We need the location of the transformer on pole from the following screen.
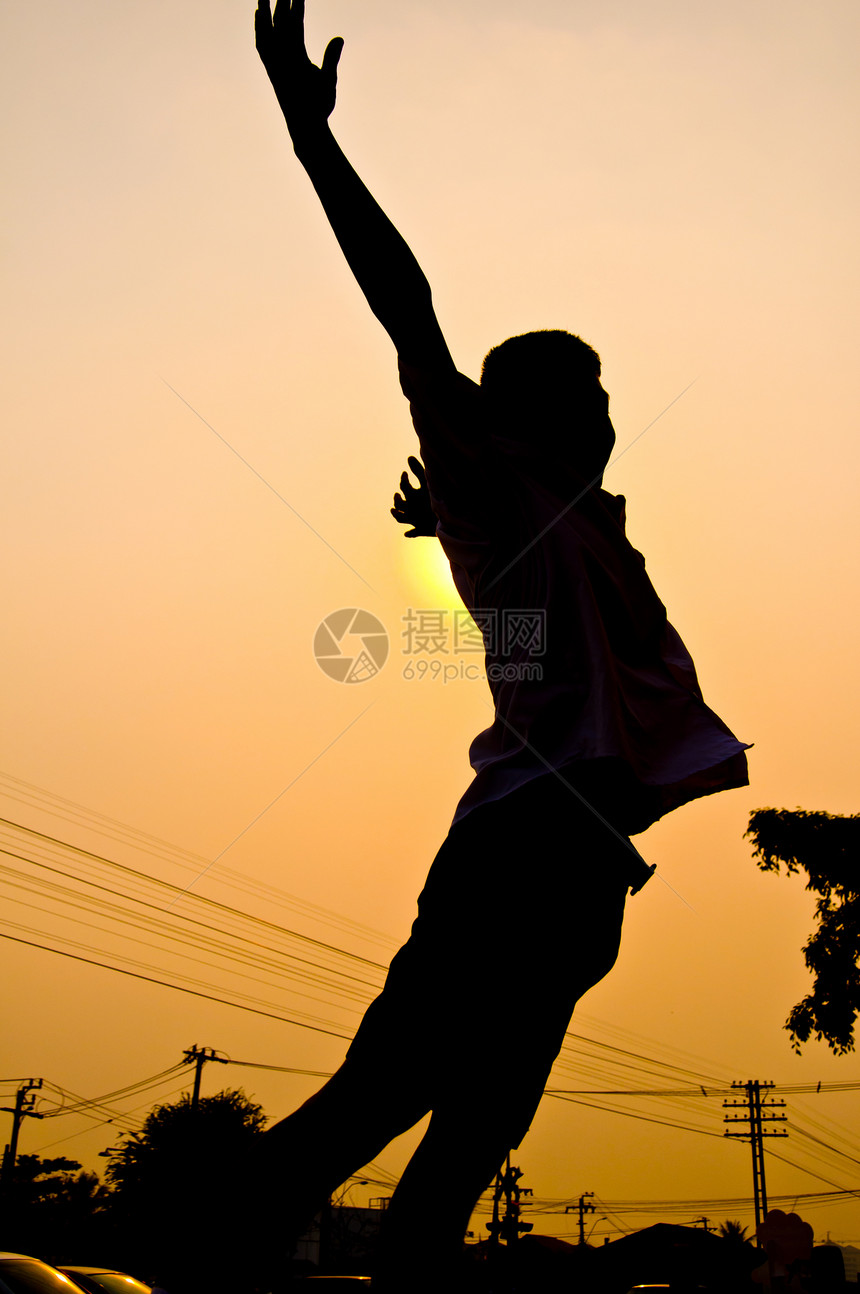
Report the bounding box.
[0,1079,44,1195]
[182,1045,228,1110]
[564,1192,596,1245]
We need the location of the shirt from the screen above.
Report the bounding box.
[399,358,750,838]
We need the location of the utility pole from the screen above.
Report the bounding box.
[486,1154,533,1246]
[488,1165,502,1247]
[182,1045,227,1110]
[565,1192,596,1245]
[0,1079,44,1191]
[693,1216,714,1232]
[723,1080,787,1231]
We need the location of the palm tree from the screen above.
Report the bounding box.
[719,1220,749,1243]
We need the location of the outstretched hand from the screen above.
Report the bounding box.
[255,0,343,135]
[391,456,438,538]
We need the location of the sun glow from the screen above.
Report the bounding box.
[399,536,463,610]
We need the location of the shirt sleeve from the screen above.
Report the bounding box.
[398,357,501,546]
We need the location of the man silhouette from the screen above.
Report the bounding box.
[253,3,749,1289]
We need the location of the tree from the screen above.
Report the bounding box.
[105,1088,267,1289]
[0,1154,110,1260]
[746,808,860,1054]
[717,1219,760,1285]
[106,1087,266,1194]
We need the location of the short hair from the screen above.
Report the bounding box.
[479,330,611,470]
[480,329,602,399]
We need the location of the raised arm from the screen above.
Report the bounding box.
[255,0,454,371]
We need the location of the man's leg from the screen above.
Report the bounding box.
[251,1027,433,1222]
[369,894,627,1294]
[243,980,437,1277]
[247,775,636,1286]
[370,1110,509,1292]
[368,776,636,1290]
[240,833,475,1277]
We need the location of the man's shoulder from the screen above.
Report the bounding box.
[397,355,481,407]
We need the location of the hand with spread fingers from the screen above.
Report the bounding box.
[391,456,438,538]
[255,0,343,137]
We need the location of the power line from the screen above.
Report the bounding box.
[3,789,851,1109]
[0,833,749,1097]
[37,1065,190,1120]
[31,1083,193,1154]
[2,810,859,1180]
[764,1143,860,1199]
[0,818,387,971]
[0,930,352,1040]
[0,877,376,1016]
[561,1028,725,1087]
[0,772,396,953]
[220,1059,334,1077]
[0,781,793,1100]
[0,819,390,1033]
[546,1082,860,1097]
[791,1125,860,1170]
[546,1090,726,1140]
[527,1188,859,1216]
[4,912,858,1163]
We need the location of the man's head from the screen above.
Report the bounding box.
[480,329,615,480]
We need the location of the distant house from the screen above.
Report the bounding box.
[295,1202,390,1272]
[822,1242,859,1282]
[588,1223,741,1288]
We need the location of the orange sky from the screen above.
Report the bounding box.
[2,0,859,1247]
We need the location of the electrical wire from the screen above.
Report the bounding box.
[0,772,397,954]
[0,878,375,1016]
[3,792,860,1212]
[0,819,388,972]
[0,929,352,1040]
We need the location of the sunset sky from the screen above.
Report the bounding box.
[2,0,859,1247]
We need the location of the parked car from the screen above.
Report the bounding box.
[293,1281,371,1289]
[0,1253,89,1294]
[57,1270,151,1294]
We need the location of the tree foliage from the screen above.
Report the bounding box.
[746,808,860,1054]
[104,1088,267,1289]
[0,1154,110,1260]
[106,1087,266,1195]
[718,1220,750,1243]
